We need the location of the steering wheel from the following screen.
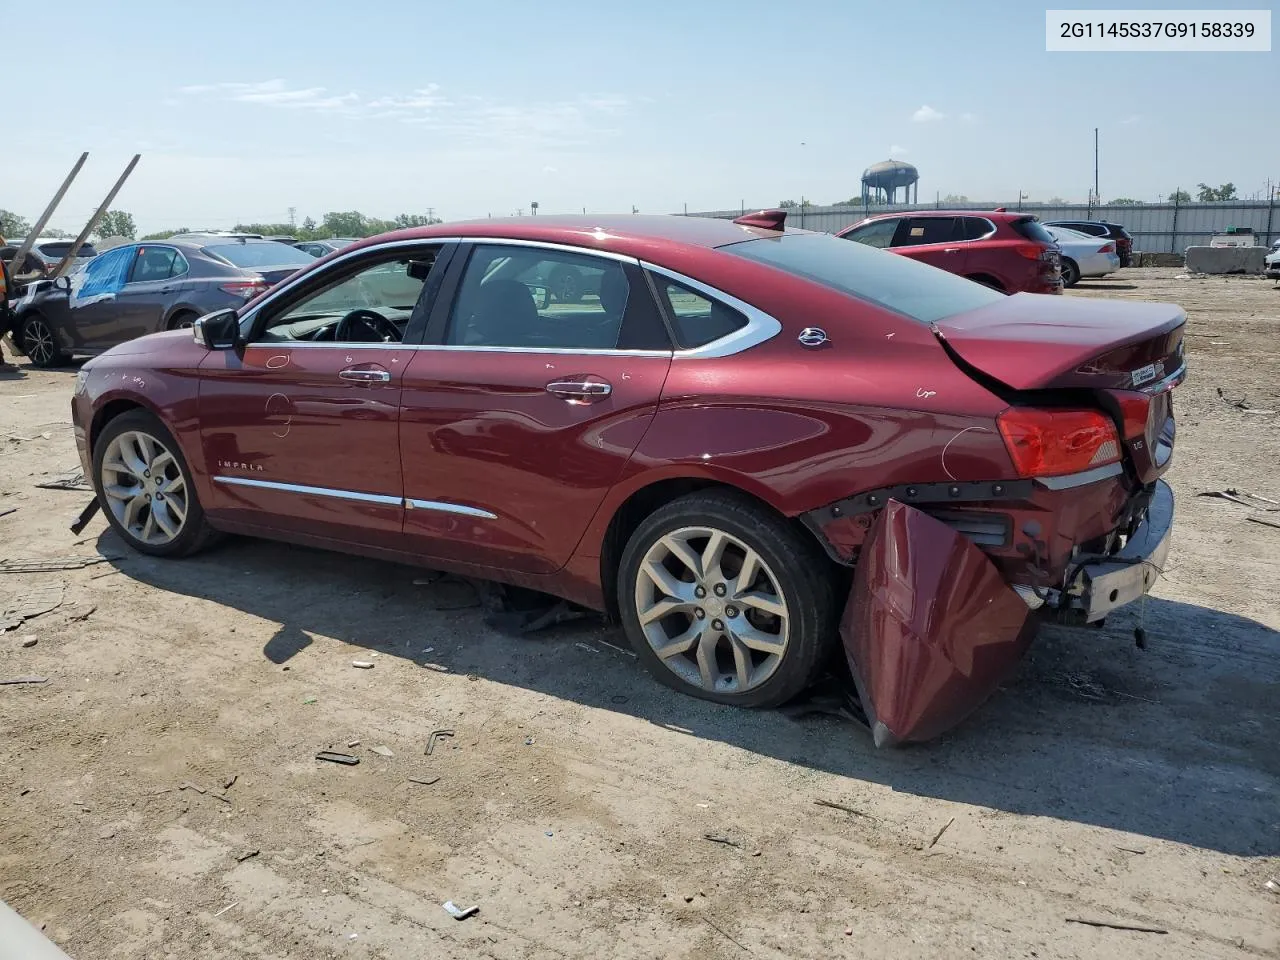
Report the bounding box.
[333,308,400,343]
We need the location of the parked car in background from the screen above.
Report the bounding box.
[1044,220,1133,266]
[295,238,358,258]
[836,210,1061,294]
[1044,225,1121,286]
[69,211,1182,746]
[1265,245,1280,280]
[10,237,315,367]
[0,238,99,281]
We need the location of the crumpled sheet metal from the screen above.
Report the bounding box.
[842,499,1033,747]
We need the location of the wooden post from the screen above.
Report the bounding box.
[8,152,88,278]
[48,154,140,279]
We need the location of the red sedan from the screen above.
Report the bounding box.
[71,211,1183,745]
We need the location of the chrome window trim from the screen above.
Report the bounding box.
[958,217,996,242]
[410,345,671,358]
[406,498,497,519]
[214,476,401,506]
[1034,461,1124,490]
[214,475,498,519]
[642,262,783,359]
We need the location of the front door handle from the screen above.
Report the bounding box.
[339,368,391,383]
[943,247,961,253]
[546,377,612,401]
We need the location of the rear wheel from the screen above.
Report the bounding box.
[618,491,836,708]
[1060,258,1080,287]
[20,313,68,367]
[92,410,218,557]
[166,310,198,331]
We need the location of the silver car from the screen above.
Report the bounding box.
[1045,226,1121,287]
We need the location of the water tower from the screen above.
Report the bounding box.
[861,160,919,205]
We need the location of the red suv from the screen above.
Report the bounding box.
[836,210,1062,294]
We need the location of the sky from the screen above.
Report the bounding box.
[4,0,1276,232]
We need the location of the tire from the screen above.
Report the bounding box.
[166,310,198,331]
[549,266,583,304]
[91,409,219,558]
[617,490,837,708]
[1060,258,1080,288]
[19,313,68,367]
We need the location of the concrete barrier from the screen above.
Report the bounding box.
[1184,246,1267,275]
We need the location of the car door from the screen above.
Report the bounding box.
[112,245,188,343]
[889,216,967,273]
[64,244,136,352]
[399,241,673,574]
[196,240,453,547]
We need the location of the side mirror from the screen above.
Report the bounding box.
[528,284,550,309]
[54,275,71,292]
[192,309,241,350]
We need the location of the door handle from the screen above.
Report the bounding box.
[546,378,612,400]
[943,247,961,253]
[339,368,391,383]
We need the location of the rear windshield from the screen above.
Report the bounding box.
[725,232,1005,325]
[37,242,97,259]
[205,241,316,268]
[1010,218,1056,244]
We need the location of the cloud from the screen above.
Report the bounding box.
[179,79,360,113]
[911,105,944,122]
[889,144,908,156]
[1120,114,1141,125]
[367,83,450,116]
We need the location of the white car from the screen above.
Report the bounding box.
[1265,246,1280,280]
[1045,226,1122,287]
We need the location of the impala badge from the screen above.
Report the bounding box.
[798,327,829,348]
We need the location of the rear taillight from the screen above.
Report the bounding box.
[1099,242,1116,254]
[1112,391,1152,440]
[997,407,1121,478]
[1014,242,1052,260]
[220,279,269,300]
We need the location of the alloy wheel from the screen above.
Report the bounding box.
[100,430,190,546]
[633,526,790,694]
[24,319,56,366]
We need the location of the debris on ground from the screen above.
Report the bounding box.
[223,775,237,790]
[928,817,956,849]
[1115,846,1146,855]
[212,902,239,918]
[346,740,361,748]
[234,849,259,863]
[1264,878,1278,894]
[369,745,393,757]
[1197,489,1280,511]
[408,776,440,786]
[315,752,359,766]
[702,917,751,952]
[813,799,880,822]
[0,505,16,519]
[2,583,65,631]
[179,781,206,794]
[351,660,374,669]
[443,900,479,921]
[20,635,37,647]
[425,729,454,755]
[0,556,112,573]
[69,497,102,535]
[597,639,637,658]
[1246,515,1280,530]
[1064,917,1167,935]
[35,471,93,492]
[703,833,741,848]
[0,676,48,685]
[66,604,96,622]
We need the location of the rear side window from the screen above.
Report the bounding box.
[128,246,179,283]
[725,233,1005,325]
[1010,218,1056,244]
[894,217,958,246]
[962,217,995,240]
[654,278,748,348]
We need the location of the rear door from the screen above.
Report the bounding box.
[889,216,967,273]
[399,241,673,573]
[112,245,188,343]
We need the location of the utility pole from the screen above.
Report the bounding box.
[287,206,297,228]
[1094,127,1100,204]
[425,206,435,220]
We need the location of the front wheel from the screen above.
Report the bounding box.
[1060,257,1080,287]
[618,491,837,708]
[92,410,218,557]
[20,313,68,367]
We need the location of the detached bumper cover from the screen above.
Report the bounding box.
[1064,480,1173,622]
[842,500,1033,747]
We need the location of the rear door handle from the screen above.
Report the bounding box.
[546,378,612,401]
[339,368,391,383]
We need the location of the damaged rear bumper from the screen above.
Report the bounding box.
[841,481,1174,747]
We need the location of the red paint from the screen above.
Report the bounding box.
[843,500,1033,745]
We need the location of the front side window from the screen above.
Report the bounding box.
[725,232,1005,325]
[842,218,898,249]
[446,246,634,350]
[256,247,440,343]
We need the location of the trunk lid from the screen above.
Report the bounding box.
[933,292,1185,392]
[256,266,306,287]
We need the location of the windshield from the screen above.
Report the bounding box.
[725,232,1005,325]
[205,242,315,268]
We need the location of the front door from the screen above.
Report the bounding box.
[113,245,188,343]
[197,241,451,547]
[890,216,968,274]
[400,242,673,573]
[65,244,136,353]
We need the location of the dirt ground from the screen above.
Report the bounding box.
[1,267,1277,959]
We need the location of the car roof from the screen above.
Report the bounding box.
[855,209,1029,223]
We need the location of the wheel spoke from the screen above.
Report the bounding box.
[660,533,703,579]
[733,550,760,597]
[119,435,148,476]
[726,633,753,689]
[638,596,695,626]
[150,450,176,474]
[700,531,728,582]
[151,502,179,539]
[141,510,158,543]
[102,457,134,479]
[735,590,787,619]
[653,622,701,661]
[121,494,144,531]
[730,621,786,656]
[136,433,158,470]
[640,557,688,601]
[103,482,137,502]
[164,494,187,525]
[695,625,721,690]
[156,473,185,496]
